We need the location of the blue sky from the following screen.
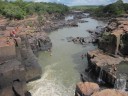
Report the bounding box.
[34,0,128,6]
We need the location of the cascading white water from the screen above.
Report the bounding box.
[114,74,127,91]
[97,68,103,83]
[28,63,75,96]
[115,35,120,55]
[27,16,106,96]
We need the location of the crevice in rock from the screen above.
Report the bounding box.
[12,86,20,96]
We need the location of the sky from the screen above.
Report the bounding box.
[34,0,128,6]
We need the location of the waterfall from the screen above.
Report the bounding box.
[114,74,127,91]
[97,68,103,83]
[115,35,120,55]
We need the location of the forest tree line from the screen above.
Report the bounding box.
[0,0,69,20]
[71,0,128,17]
[94,0,128,17]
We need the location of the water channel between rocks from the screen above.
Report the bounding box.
[27,17,106,96]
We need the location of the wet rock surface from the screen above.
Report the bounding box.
[19,34,42,82]
[41,12,89,32]
[85,17,128,92]
[66,26,105,45]
[28,32,52,54]
[66,36,92,45]
[0,16,53,95]
[0,59,27,96]
[0,12,89,96]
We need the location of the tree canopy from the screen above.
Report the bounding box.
[70,0,128,17]
[0,0,69,20]
[94,0,128,17]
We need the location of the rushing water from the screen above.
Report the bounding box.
[27,16,105,96]
[97,68,103,83]
[114,74,127,91]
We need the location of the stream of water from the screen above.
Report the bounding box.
[27,16,105,96]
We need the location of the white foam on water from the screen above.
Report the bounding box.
[27,62,75,96]
[114,74,127,91]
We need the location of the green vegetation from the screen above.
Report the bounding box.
[94,0,128,17]
[70,0,128,17]
[70,5,99,13]
[70,5,99,11]
[0,0,69,20]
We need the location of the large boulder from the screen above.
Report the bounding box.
[106,19,120,31]
[75,82,100,96]
[98,33,117,54]
[0,59,27,96]
[92,89,128,96]
[98,18,128,55]
[28,33,52,54]
[119,32,128,55]
[20,34,42,82]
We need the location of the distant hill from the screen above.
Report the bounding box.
[94,0,128,17]
[70,5,99,11]
[70,0,128,17]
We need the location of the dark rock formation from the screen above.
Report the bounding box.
[87,49,124,86]
[106,19,120,31]
[74,13,88,19]
[19,34,42,81]
[120,32,128,55]
[98,18,128,55]
[0,59,27,96]
[86,17,128,91]
[69,22,78,27]
[98,34,117,54]
[0,25,6,31]
[66,36,92,45]
[28,33,52,54]
[0,30,52,95]
[87,26,105,44]
[79,20,88,23]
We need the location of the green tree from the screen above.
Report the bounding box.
[116,0,123,4]
[0,0,69,19]
[2,4,26,19]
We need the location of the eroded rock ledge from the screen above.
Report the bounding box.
[0,23,52,96]
[87,17,128,90]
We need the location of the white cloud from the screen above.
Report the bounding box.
[32,0,128,6]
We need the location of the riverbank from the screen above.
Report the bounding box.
[27,13,106,96]
[0,11,89,96]
[1,11,128,96]
[75,16,128,96]
[0,14,54,96]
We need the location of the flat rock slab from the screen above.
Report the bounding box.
[87,49,125,67]
[75,82,100,96]
[0,59,25,87]
[92,89,128,96]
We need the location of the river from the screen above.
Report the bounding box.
[27,16,106,96]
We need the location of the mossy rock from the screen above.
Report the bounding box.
[98,33,117,54]
[119,33,128,55]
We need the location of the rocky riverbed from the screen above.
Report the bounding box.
[0,11,90,96]
[1,11,128,96]
[75,16,128,96]
[0,28,52,95]
[0,15,53,96]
